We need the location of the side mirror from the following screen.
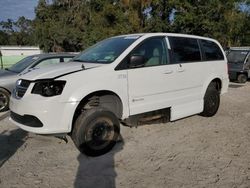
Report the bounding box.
[129,55,145,68]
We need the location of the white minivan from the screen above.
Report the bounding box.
[9,33,229,156]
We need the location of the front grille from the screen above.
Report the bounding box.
[15,80,31,98]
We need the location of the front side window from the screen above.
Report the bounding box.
[200,40,224,61]
[169,37,201,63]
[35,58,61,68]
[8,56,37,73]
[130,37,168,67]
[73,36,140,64]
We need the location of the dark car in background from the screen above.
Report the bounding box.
[227,47,250,83]
[0,53,76,112]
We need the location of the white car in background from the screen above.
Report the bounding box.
[9,33,229,156]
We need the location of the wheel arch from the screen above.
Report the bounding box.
[70,90,123,133]
[203,77,222,97]
[0,87,11,94]
[236,72,248,83]
[211,78,222,92]
[237,71,248,77]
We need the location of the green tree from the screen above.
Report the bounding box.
[0,17,34,45]
[32,0,250,51]
[171,0,250,47]
[34,0,87,52]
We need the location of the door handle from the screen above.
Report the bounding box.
[177,64,185,72]
[163,70,173,74]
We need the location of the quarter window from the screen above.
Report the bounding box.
[200,40,224,61]
[169,37,201,63]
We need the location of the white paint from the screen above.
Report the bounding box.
[9,33,229,134]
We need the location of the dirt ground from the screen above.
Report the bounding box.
[1,82,250,188]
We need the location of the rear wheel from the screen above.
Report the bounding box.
[71,108,120,156]
[200,83,220,117]
[237,74,247,83]
[0,88,10,112]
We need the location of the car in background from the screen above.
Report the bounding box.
[0,53,76,112]
[227,47,250,83]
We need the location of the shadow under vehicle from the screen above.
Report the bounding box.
[227,47,250,83]
[0,53,76,112]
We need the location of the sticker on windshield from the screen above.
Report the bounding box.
[241,52,248,55]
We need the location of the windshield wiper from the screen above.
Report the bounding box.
[72,59,85,69]
[5,68,18,73]
[73,59,86,62]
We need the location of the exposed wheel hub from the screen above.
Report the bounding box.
[86,118,114,150]
[92,123,109,140]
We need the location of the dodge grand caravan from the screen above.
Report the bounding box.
[9,33,229,156]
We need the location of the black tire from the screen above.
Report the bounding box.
[0,88,10,112]
[237,74,247,83]
[71,108,120,157]
[200,83,220,117]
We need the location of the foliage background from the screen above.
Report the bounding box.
[0,0,250,52]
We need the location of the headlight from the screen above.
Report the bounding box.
[31,80,66,97]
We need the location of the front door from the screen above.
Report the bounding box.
[127,37,178,115]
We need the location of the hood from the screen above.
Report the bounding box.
[0,69,17,77]
[0,69,19,92]
[18,62,105,81]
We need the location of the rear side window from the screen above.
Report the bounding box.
[169,37,201,63]
[200,40,224,61]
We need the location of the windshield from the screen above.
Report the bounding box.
[73,36,140,64]
[227,50,249,64]
[8,56,38,73]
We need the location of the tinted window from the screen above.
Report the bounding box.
[227,50,249,64]
[8,56,37,73]
[169,37,201,63]
[200,40,224,61]
[130,37,168,67]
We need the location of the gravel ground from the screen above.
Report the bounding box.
[0,82,250,188]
